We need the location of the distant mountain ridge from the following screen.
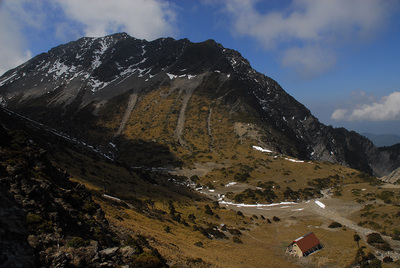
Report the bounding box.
[362,133,400,147]
[0,33,399,176]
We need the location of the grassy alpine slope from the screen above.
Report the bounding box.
[2,106,400,267]
[49,132,400,267]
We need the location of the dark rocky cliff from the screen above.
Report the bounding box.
[0,125,169,267]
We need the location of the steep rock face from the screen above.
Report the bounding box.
[380,167,400,184]
[0,189,34,268]
[0,33,398,176]
[0,125,170,267]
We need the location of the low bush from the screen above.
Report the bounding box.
[272,216,280,222]
[367,233,385,244]
[367,233,393,251]
[204,205,214,215]
[228,228,242,235]
[328,222,343,228]
[132,252,164,268]
[205,227,226,239]
[194,241,203,248]
[383,256,393,263]
[232,236,243,244]
[188,258,203,264]
[67,237,89,248]
[26,213,54,233]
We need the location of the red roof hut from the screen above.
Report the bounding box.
[286,232,323,258]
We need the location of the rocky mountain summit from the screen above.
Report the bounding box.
[0,33,398,176]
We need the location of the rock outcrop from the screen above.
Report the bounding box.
[0,125,166,267]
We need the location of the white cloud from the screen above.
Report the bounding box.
[223,0,395,78]
[281,45,336,79]
[331,92,400,121]
[0,0,42,75]
[0,0,178,75]
[55,0,178,40]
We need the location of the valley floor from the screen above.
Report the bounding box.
[195,180,400,265]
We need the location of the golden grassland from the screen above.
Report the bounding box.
[96,196,299,267]
[50,141,400,267]
[46,87,400,266]
[92,191,383,268]
[339,183,400,237]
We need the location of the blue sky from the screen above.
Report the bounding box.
[1,0,400,135]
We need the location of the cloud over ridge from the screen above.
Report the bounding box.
[0,0,177,75]
[55,0,178,39]
[223,0,395,78]
[331,92,400,121]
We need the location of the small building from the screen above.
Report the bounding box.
[286,232,323,258]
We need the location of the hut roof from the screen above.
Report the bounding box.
[290,232,321,252]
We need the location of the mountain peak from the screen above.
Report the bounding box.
[0,34,399,176]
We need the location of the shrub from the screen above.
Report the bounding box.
[82,201,97,214]
[93,227,106,244]
[369,259,382,267]
[188,258,203,264]
[190,175,200,183]
[232,236,243,244]
[26,213,53,233]
[164,226,171,233]
[26,213,42,224]
[228,228,242,235]
[204,205,214,215]
[188,213,196,223]
[272,216,280,222]
[205,227,226,239]
[132,252,164,268]
[124,235,144,254]
[194,242,203,248]
[367,233,393,251]
[67,237,89,248]
[328,222,343,228]
[356,199,365,204]
[234,172,250,182]
[383,256,393,263]
[392,235,400,241]
[367,233,385,244]
[212,201,219,209]
[205,182,215,189]
[377,191,395,204]
[234,194,244,203]
[333,188,342,196]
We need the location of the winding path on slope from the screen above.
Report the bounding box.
[200,186,400,257]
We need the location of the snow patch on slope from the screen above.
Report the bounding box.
[253,145,273,153]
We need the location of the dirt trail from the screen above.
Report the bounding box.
[115,93,138,136]
[208,188,400,257]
